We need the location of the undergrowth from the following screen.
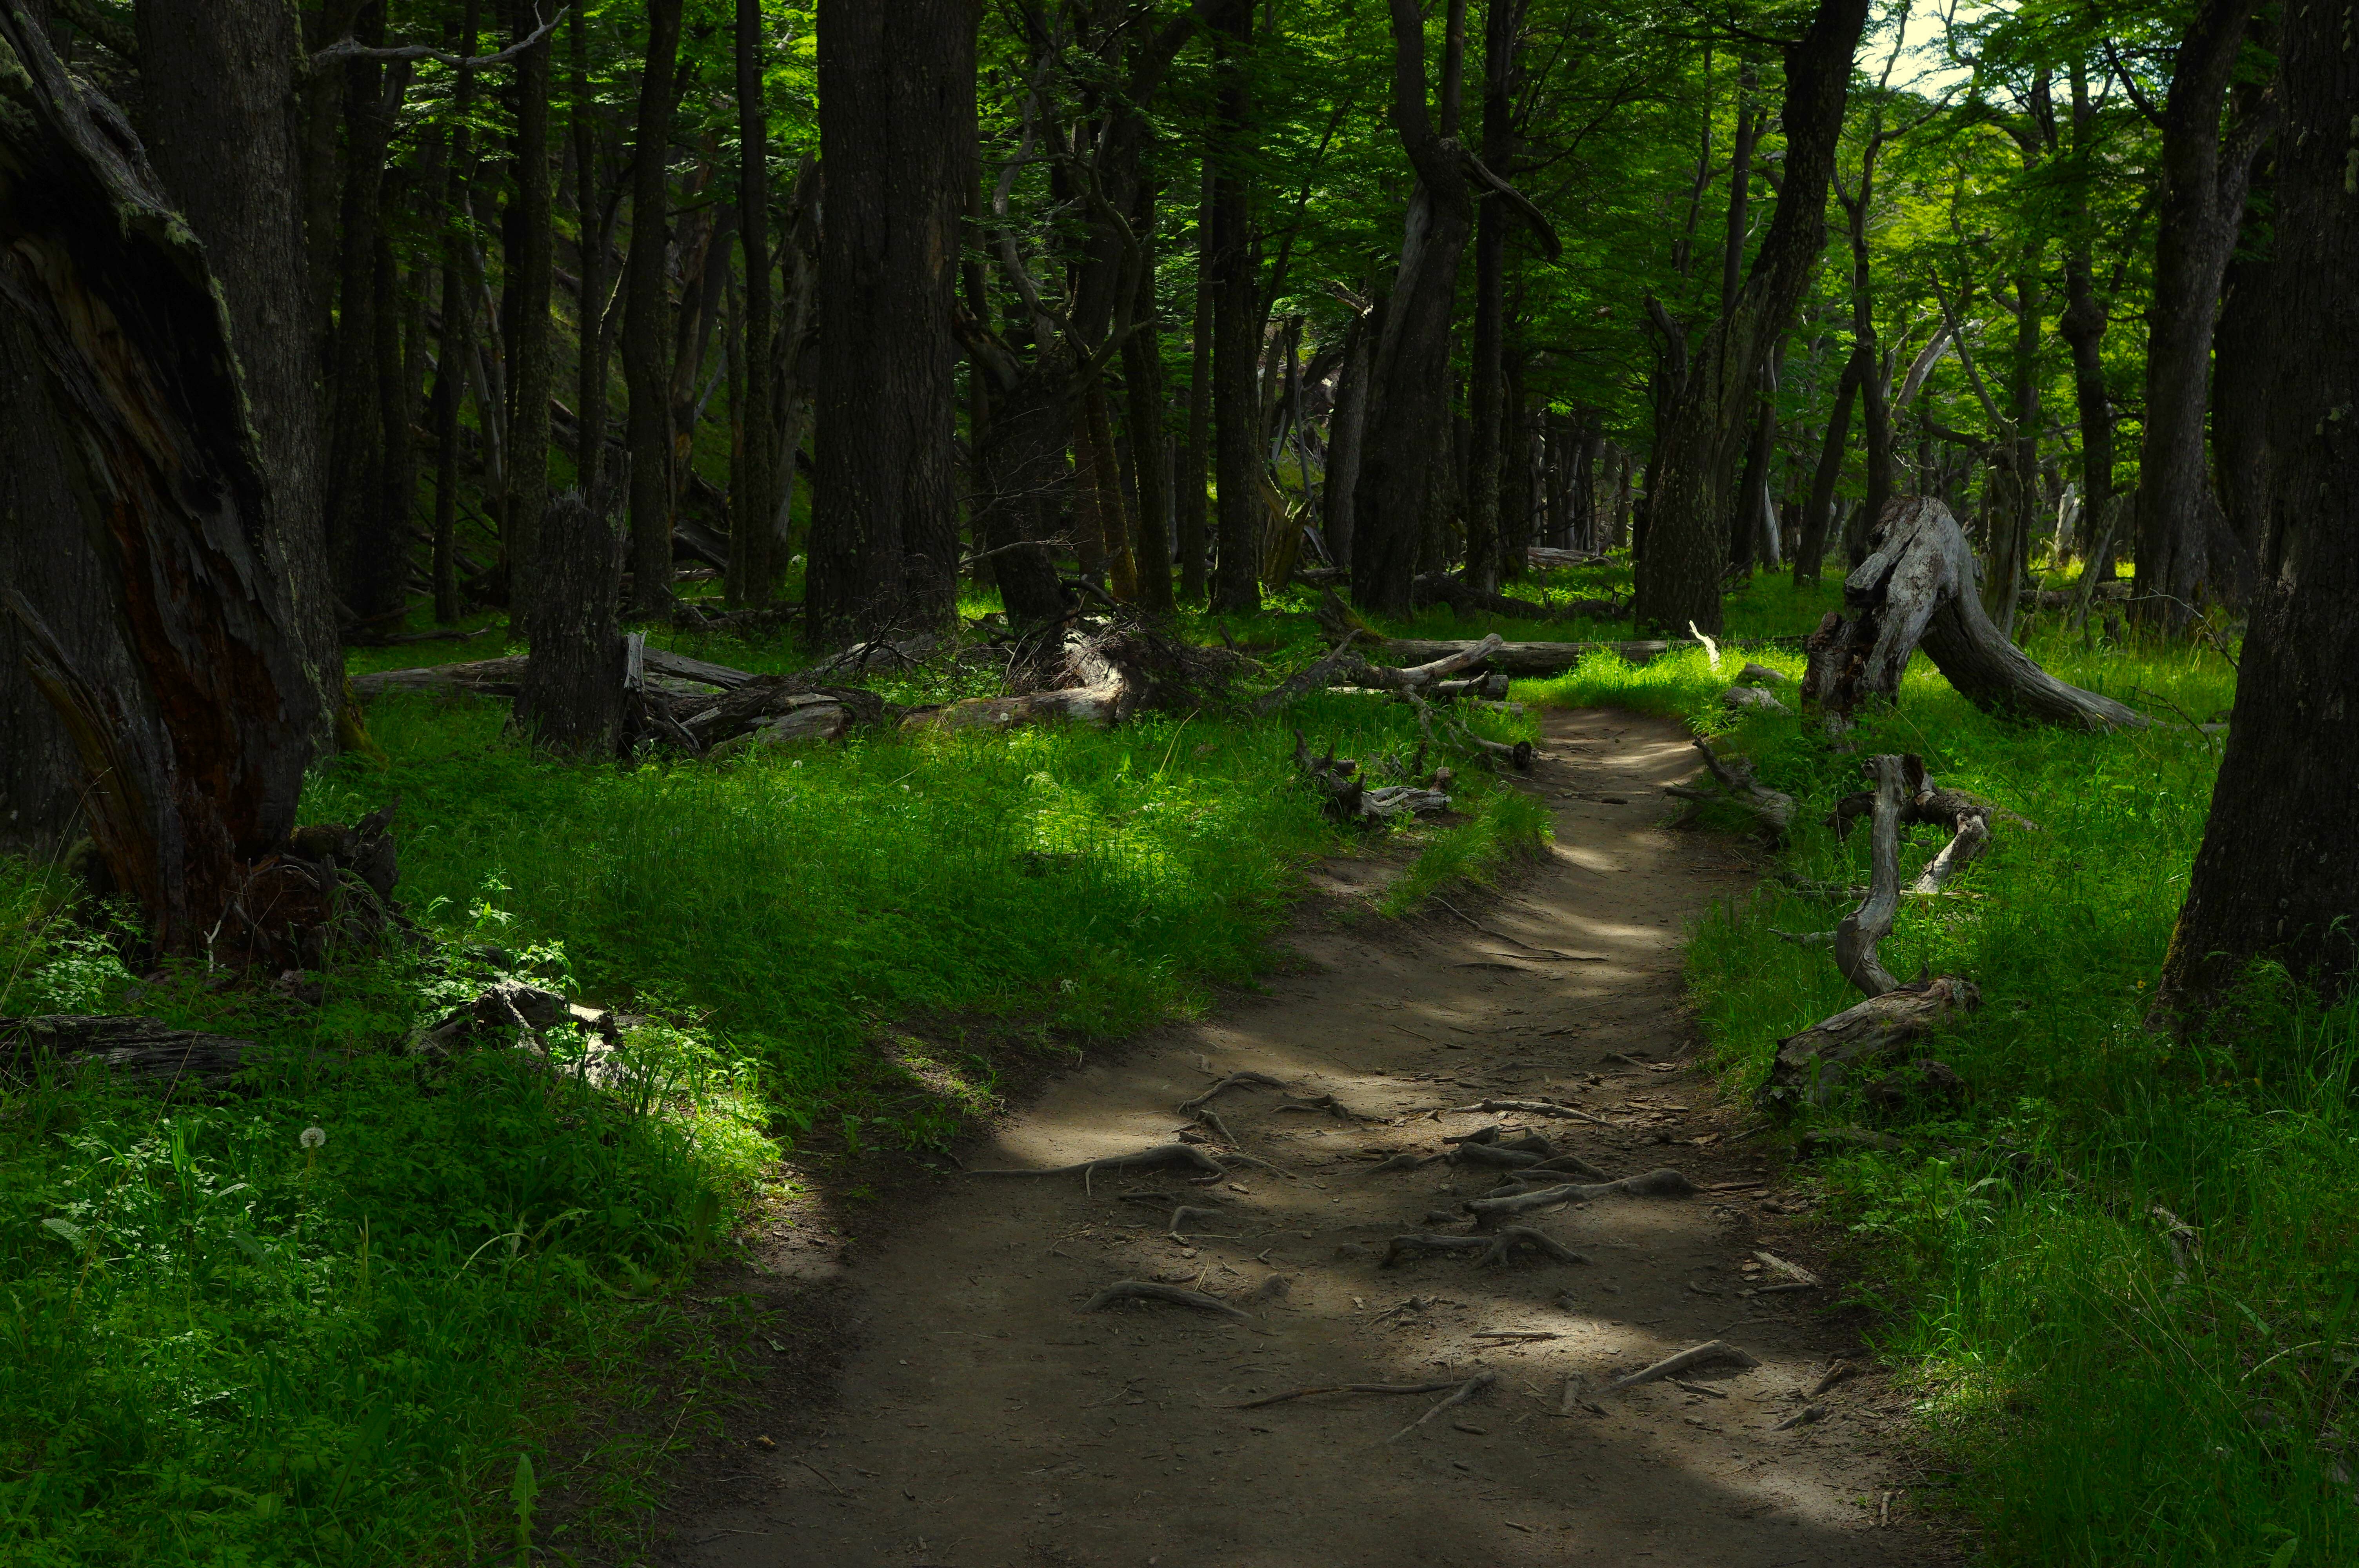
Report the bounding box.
[1539,602,2352,1565]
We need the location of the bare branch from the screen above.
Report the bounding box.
[313,5,568,70]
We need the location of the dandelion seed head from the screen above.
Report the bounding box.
[299,1126,327,1149]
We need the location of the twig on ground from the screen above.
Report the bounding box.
[1178,1071,1288,1113]
[1237,1377,1463,1410]
[1463,1168,1695,1225]
[1771,1404,1825,1432]
[1448,1097,1609,1125]
[964,1144,1226,1184]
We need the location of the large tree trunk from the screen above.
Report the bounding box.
[805,0,974,646]
[1986,263,2041,638]
[1177,158,1214,602]
[516,487,628,755]
[2131,0,2272,629]
[1462,0,1524,595]
[1207,0,1260,615]
[1803,498,2145,730]
[568,4,610,496]
[727,0,778,608]
[1795,345,1862,583]
[133,0,342,742]
[971,362,1072,625]
[1632,0,1871,633]
[324,13,405,622]
[2056,58,2115,562]
[2210,187,2270,570]
[1321,299,1372,572]
[0,11,315,949]
[2159,10,2359,1012]
[503,1,556,628]
[1352,0,1479,616]
[429,21,483,627]
[622,0,684,616]
[1121,203,1176,613]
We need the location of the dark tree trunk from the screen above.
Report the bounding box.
[1498,345,1531,575]
[2159,3,2359,1011]
[1207,0,1260,615]
[2211,183,2271,566]
[1179,159,1214,601]
[0,13,315,948]
[1796,346,1861,583]
[1986,263,2041,639]
[1121,202,1176,612]
[429,14,483,627]
[325,10,404,621]
[1632,0,1871,633]
[2057,59,2115,555]
[505,0,556,627]
[1322,298,1373,572]
[133,0,341,739]
[805,0,974,645]
[727,0,778,608]
[1719,60,1757,319]
[2132,0,2273,628]
[1730,357,1776,571]
[971,361,1072,625]
[568,4,610,495]
[1353,0,1479,616]
[1463,0,1524,595]
[622,0,684,616]
[516,487,628,755]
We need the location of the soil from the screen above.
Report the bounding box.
[653,708,1961,1567]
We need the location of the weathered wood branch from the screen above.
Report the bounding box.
[1834,755,1908,995]
[2,1014,254,1091]
[1802,496,2145,729]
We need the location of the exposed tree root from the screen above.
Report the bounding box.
[1448,1097,1608,1125]
[1081,1280,1253,1322]
[1237,1378,1465,1410]
[1388,1371,1499,1442]
[1606,1339,1761,1392]
[965,1144,1226,1184]
[1271,1093,1371,1121]
[1361,1152,1440,1174]
[1771,1404,1826,1431]
[1177,1070,1288,1114]
[1463,1167,1696,1225]
[1381,1227,1588,1269]
[1664,739,1795,838]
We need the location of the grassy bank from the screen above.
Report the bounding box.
[3,604,1568,1564]
[1534,615,2355,1564]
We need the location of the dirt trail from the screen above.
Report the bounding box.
[672,709,1952,1567]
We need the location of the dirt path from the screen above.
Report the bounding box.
[670,709,1954,1567]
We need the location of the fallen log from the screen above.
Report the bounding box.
[349,645,757,699]
[1367,635,1803,676]
[901,684,1121,735]
[1664,739,1796,838]
[2,1014,254,1091]
[1291,730,1452,823]
[1802,496,2145,730]
[1526,546,1610,569]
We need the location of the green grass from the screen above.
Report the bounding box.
[1537,610,2359,1564]
[3,619,1554,1564]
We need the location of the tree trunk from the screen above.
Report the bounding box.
[2159,1,2358,1011]
[2132,0,2271,629]
[325,10,403,621]
[726,0,777,608]
[429,19,483,626]
[1178,157,1214,602]
[2210,185,2270,569]
[1795,345,1861,583]
[1352,0,1479,616]
[516,487,628,755]
[1322,299,1372,573]
[1207,0,1260,615]
[1632,0,1871,633]
[972,362,1072,625]
[1121,212,1176,613]
[503,0,556,629]
[2057,58,2114,558]
[0,12,316,948]
[133,0,341,740]
[622,0,684,616]
[568,4,610,496]
[1986,264,2041,638]
[1498,346,1532,575]
[806,0,974,646]
[1463,0,1524,595]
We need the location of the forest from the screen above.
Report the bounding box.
[0,0,2350,1561]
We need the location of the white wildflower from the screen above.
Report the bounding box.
[299,1126,327,1150]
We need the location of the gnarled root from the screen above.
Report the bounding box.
[1381,1227,1588,1269]
[1607,1339,1761,1392]
[965,1143,1226,1183]
[1463,1167,1696,1226]
[1081,1281,1253,1322]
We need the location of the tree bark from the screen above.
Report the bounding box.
[324,8,403,621]
[2210,181,2270,568]
[568,4,610,496]
[1178,158,1214,601]
[1121,204,1176,613]
[516,487,628,755]
[133,0,341,739]
[2056,58,2115,557]
[429,8,483,627]
[727,0,777,608]
[805,0,974,645]
[622,0,684,616]
[1353,0,1479,616]
[1322,298,1373,573]
[2159,5,2359,1010]
[1631,0,1871,633]
[1207,0,1260,615]
[1795,345,1861,583]
[1986,264,2041,638]
[2132,0,2273,628]
[503,0,556,629]
[0,11,316,948]
[1463,0,1525,595]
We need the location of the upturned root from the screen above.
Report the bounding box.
[1463,1167,1696,1226]
[1606,1338,1761,1392]
[1081,1280,1253,1322]
[1178,1070,1288,1114]
[965,1143,1227,1183]
[1381,1227,1588,1269]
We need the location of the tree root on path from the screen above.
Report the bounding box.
[1449,1097,1608,1125]
[965,1144,1227,1188]
[1388,1371,1499,1442]
[1463,1167,1695,1225]
[1362,1152,1443,1174]
[1606,1339,1761,1392]
[1381,1227,1588,1268]
[1237,1378,1465,1410]
[1081,1280,1253,1322]
[1178,1070,1288,1114]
